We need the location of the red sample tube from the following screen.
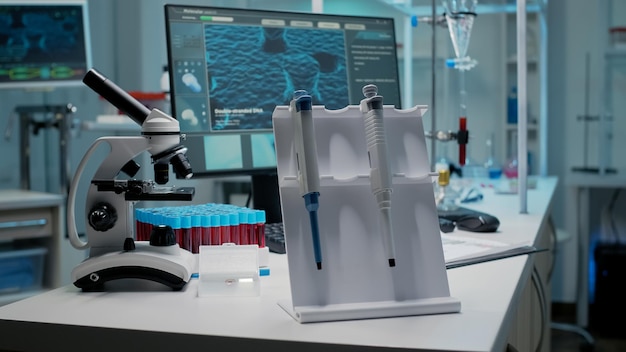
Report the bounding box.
[220,213,231,244]
[181,215,192,252]
[210,214,221,245]
[134,209,143,241]
[229,213,240,245]
[201,214,211,246]
[191,214,202,254]
[171,216,183,248]
[239,212,251,245]
[255,210,266,248]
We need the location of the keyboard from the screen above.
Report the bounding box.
[438,207,485,222]
[264,222,286,254]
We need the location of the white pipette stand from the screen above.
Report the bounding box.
[272,102,461,323]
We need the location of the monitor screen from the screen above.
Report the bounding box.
[0,0,92,90]
[165,5,402,222]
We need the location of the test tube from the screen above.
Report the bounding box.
[191,214,202,253]
[220,213,231,244]
[201,214,211,246]
[181,214,192,251]
[143,210,153,241]
[254,210,266,247]
[229,213,240,245]
[134,208,144,241]
[210,214,220,245]
[170,215,182,249]
[239,212,251,245]
[141,209,153,241]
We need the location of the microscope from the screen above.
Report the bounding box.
[67,69,195,291]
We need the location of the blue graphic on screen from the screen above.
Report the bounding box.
[204,24,349,132]
[203,134,243,170]
[0,4,89,86]
[250,133,277,168]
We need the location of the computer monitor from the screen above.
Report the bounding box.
[0,0,92,90]
[164,5,401,223]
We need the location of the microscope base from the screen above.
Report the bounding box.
[72,242,195,291]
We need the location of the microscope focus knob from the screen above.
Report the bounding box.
[88,202,118,232]
[149,225,177,247]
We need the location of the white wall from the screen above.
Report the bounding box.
[549,0,626,303]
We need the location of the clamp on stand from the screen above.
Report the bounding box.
[425,117,469,168]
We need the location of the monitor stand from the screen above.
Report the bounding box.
[251,173,282,224]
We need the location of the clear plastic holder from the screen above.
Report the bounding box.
[197,244,260,297]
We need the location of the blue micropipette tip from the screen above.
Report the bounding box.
[304,192,322,270]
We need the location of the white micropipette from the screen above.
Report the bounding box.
[290,90,322,270]
[360,84,396,267]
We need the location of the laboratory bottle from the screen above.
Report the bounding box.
[484,136,502,179]
[160,65,171,114]
[507,87,517,124]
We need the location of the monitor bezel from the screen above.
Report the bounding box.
[165,4,402,179]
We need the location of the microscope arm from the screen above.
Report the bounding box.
[67,136,148,249]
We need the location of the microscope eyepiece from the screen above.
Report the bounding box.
[83,69,150,126]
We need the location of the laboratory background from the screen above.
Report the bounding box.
[0,0,625,351]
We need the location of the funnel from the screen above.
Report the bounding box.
[442,0,477,59]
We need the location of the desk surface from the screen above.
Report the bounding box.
[0,189,64,210]
[0,177,558,352]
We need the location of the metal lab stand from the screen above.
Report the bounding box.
[12,104,76,194]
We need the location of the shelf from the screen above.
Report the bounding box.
[605,48,626,59]
[506,123,538,131]
[506,56,538,66]
[380,0,543,16]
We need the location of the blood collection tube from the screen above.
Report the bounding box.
[143,210,153,241]
[210,214,221,245]
[150,209,162,241]
[239,212,250,245]
[229,213,240,245]
[140,209,152,241]
[170,215,182,249]
[254,210,266,247]
[220,213,231,244]
[201,214,210,246]
[191,214,202,254]
[181,214,192,251]
[134,208,144,241]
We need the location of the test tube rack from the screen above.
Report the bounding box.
[272,104,461,323]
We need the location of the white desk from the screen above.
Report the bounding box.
[565,171,626,327]
[0,177,558,352]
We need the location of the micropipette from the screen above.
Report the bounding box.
[290,90,323,270]
[360,84,396,267]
